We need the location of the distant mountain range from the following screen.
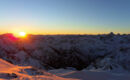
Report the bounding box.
[0,32,130,71]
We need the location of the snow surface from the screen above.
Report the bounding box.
[0,58,77,80]
[49,69,130,80]
[54,69,130,80]
[0,58,130,80]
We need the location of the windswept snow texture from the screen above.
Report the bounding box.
[49,69,130,80]
[0,58,77,80]
[0,33,130,71]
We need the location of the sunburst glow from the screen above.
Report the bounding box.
[19,32,26,37]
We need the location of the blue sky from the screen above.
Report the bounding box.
[0,0,130,34]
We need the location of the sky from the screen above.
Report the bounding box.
[0,0,130,35]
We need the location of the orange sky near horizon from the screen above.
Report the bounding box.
[0,26,129,35]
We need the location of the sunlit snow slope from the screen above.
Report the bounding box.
[0,58,77,80]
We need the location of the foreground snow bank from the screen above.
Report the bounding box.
[1,58,130,80]
[0,58,77,80]
[49,69,130,80]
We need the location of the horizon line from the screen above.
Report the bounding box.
[1,32,130,36]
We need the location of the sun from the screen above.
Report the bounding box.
[19,32,26,37]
